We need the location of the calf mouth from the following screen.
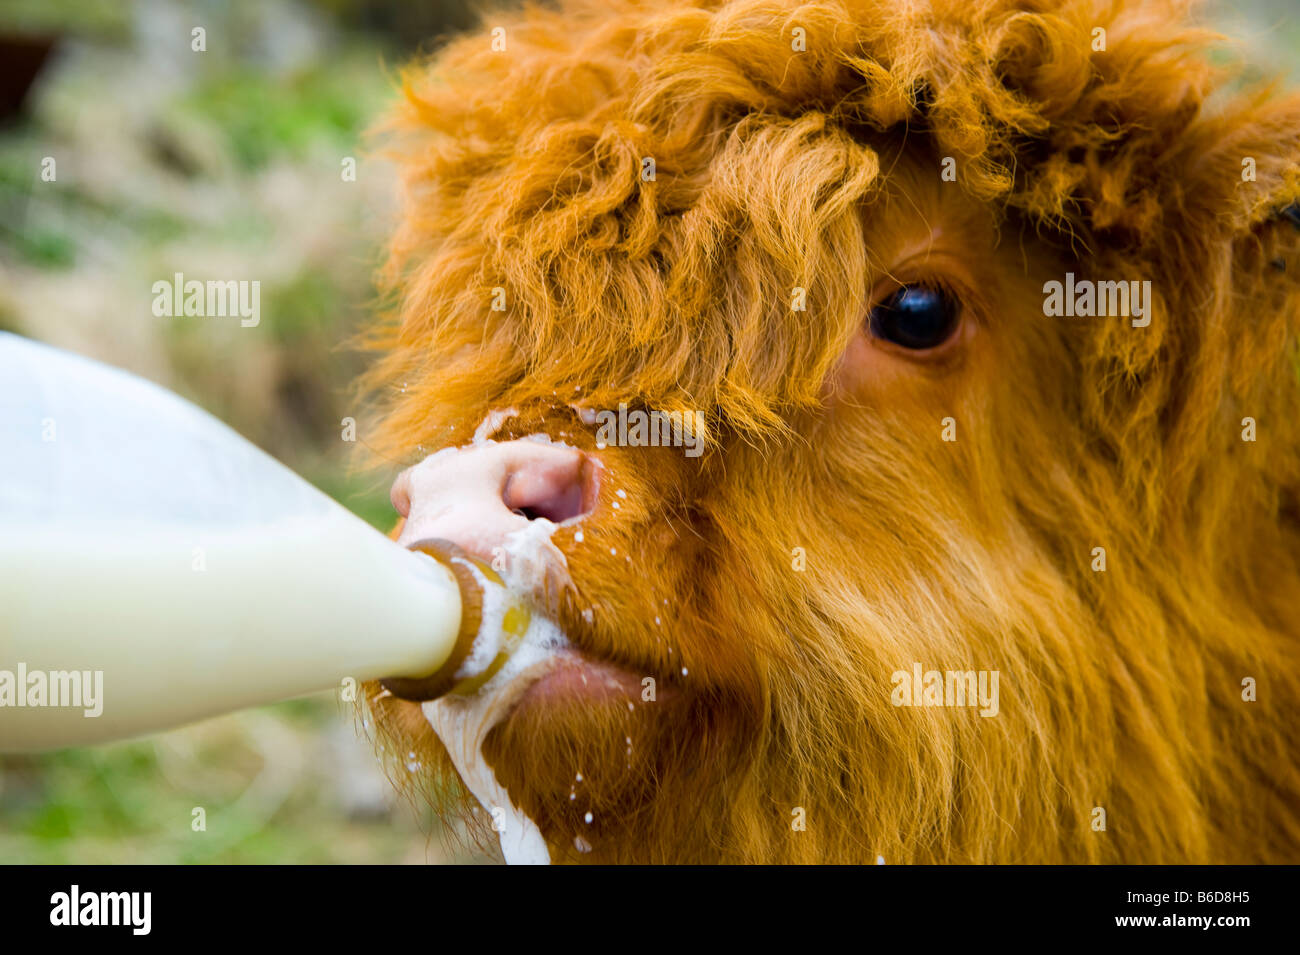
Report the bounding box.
[380,536,669,713]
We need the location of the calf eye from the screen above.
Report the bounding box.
[868,284,960,351]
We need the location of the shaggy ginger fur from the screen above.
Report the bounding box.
[360,0,1300,863]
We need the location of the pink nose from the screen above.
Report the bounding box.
[390,439,596,565]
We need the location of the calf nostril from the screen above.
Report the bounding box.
[512,485,585,523]
[503,451,596,524]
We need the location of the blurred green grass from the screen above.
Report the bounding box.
[1,697,494,864]
[0,0,483,864]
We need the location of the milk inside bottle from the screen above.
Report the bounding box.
[0,332,463,751]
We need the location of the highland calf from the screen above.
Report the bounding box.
[361,0,1300,863]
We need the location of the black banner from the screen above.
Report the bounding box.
[0,864,1279,941]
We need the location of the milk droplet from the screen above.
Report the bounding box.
[610,547,617,555]
[655,616,661,625]
[681,667,688,676]
[575,836,592,853]
[575,773,583,782]
[615,489,627,499]
[612,501,620,509]
[574,530,584,542]
[584,812,593,824]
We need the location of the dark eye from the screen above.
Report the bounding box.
[868,284,960,350]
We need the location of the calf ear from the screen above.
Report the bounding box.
[1112,92,1300,431]
[1179,92,1300,406]
[1177,91,1300,240]
[1153,92,1300,352]
[1217,95,1300,335]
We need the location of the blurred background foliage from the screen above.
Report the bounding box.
[0,0,491,864]
[0,0,1295,864]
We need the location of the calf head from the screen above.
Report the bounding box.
[360,0,1300,863]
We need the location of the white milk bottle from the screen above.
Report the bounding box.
[0,332,467,751]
